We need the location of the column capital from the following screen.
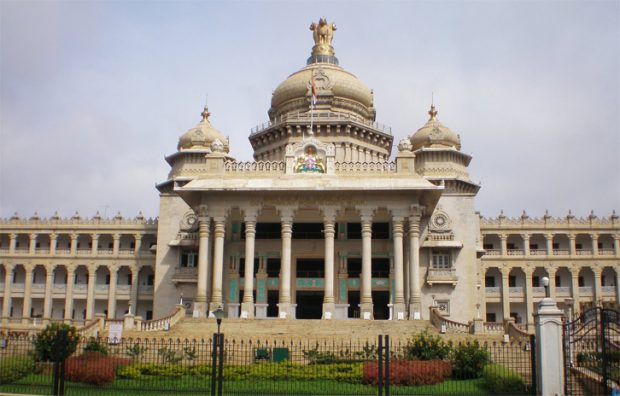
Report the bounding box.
[392,219,404,237]
[23,263,34,273]
[321,206,338,224]
[66,264,77,274]
[277,205,297,223]
[90,233,99,240]
[198,217,211,236]
[213,219,226,237]
[500,266,511,277]
[409,204,424,220]
[243,206,260,223]
[589,233,599,240]
[546,266,557,276]
[88,265,98,276]
[196,204,209,217]
[568,233,576,241]
[29,233,38,240]
[499,234,508,241]
[521,233,530,240]
[591,265,603,276]
[545,233,554,240]
[70,233,79,241]
[109,265,119,275]
[133,233,143,240]
[49,232,58,240]
[523,266,534,277]
[4,262,15,272]
[569,266,581,276]
[112,233,121,241]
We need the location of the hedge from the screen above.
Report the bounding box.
[482,364,526,394]
[0,355,36,384]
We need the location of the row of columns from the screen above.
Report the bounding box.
[193,205,424,320]
[1,263,144,323]
[3,233,146,255]
[497,265,620,325]
[496,233,620,256]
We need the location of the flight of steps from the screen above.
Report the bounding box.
[122,317,438,342]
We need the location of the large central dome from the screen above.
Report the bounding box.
[268,19,376,123]
[250,19,392,163]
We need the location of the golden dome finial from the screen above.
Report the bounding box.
[428,104,438,121]
[309,18,337,57]
[201,106,211,122]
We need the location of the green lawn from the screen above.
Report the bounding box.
[0,375,494,395]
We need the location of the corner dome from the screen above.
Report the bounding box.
[268,18,376,123]
[410,105,461,151]
[178,106,230,153]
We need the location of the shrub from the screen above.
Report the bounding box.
[451,341,491,379]
[0,355,36,384]
[482,364,526,394]
[118,363,189,379]
[34,323,80,362]
[84,339,108,356]
[404,331,452,361]
[363,360,452,386]
[65,351,129,386]
[126,344,148,360]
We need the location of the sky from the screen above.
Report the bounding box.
[1,0,619,220]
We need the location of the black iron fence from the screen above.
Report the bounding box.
[0,332,535,395]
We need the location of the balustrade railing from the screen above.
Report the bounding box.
[429,307,471,334]
[224,161,286,173]
[140,305,185,331]
[333,162,396,173]
[485,286,500,294]
[556,286,571,295]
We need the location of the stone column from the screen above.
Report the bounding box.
[21,265,33,323]
[616,270,620,308]
[408,207,422,319]
[43,265,55,322]
[391,215,406,319]
[107,266,118,319]
[209,217,226,312]
[29,234,38,254]
[547,266,557,300]
[614,235,620,257]
[570,267,581,314]
[500,234,508,256]
[569,234,576,256]
[70,233,78,255]
[8,234,17,254]
[522,234,530,257]
[241,208,258,318]
[534,298,565,396]
[278,207,295,318]
[592,266,603,305]
[322,208,337,319]
[524,267,533,329]
[64,265,75,321]
[359,210,374,319]
[500,266,511,321]
[112,234,120,255]
[129,267,139,314]
[2,263,14,323]
[345,144,352,162]
[49,233,57,255]
[194,216,210,317]
[133,233,142,255]
[86,266,96,319]
[590,233,598,256]
[90,234,99,256]
[545,233,553,256]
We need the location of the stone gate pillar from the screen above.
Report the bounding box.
[534,297,565,396]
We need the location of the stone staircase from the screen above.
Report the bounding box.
[122,317,438,342]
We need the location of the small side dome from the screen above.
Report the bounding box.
[410,105,461,151]
[178,106,230,153]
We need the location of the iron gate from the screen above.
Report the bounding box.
[563,307,620,395]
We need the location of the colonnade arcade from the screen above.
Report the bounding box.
[482,264,620,329]
[186,201,430,321]
[0,262,155,324]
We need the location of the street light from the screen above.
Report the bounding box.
[213,306,225,334]
[542,276,550,298]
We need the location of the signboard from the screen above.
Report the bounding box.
[108,323,123,344]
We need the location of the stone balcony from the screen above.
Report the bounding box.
[172,267,198,283]
[426,268,458,286]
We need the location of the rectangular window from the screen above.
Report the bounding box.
[347,258,361,278]
[296,259,324,278]
[509,275,516,287]
[552,243,559,249]
[555,275,561,287]
[238,258,260,278]
[266,258,281,278]
[253,223,281,239]
[431,251,451,269]
[372,223,390,240]
[292,223,324,240]
[532,276,540,287]
[575,243,583,250]
[180,251,198,268]
[578,276,585,287]
[507,243,516,250]
[485,276,496,287]
[483,244,494,250]
[530,244,538,250]
[347,223,361,239]
[486,313,497,322]
[372,258,389,278]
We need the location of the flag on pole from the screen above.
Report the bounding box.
[311,75,317,107]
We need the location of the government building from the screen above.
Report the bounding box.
[1,20,618,332]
